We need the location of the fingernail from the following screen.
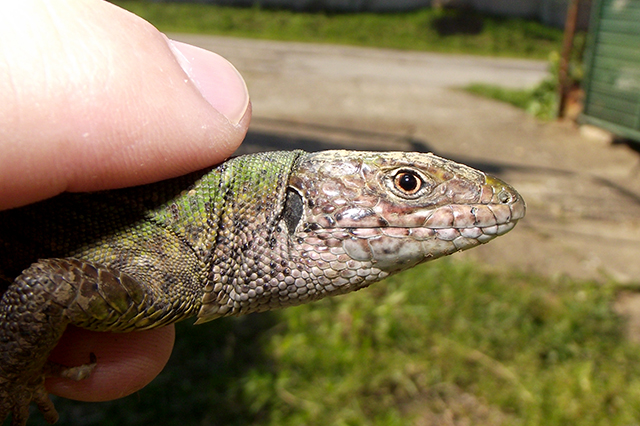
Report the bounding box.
[167,39,249,125]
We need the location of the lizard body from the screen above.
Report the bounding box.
[0,150,525,425]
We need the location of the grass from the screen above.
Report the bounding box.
[465,83,536,111]
[464,80,559,120]
[112,1,566,59]
[33,259,640,426]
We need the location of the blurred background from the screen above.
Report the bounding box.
[31,1,640,425]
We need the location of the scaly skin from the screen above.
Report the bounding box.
[0,150,525,425]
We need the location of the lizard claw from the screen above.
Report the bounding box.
[0,375,59,425]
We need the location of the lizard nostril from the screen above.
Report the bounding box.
[498,190,514,204]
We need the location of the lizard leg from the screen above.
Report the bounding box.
[0,257,185,426]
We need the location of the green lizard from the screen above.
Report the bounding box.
[0,150,525,425]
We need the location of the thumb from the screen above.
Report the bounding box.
[0,0,250,210]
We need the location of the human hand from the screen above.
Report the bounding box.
[0,0,250,403]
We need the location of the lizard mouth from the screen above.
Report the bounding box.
[303,201,524,273]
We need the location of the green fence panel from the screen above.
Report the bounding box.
[581,0,640,142]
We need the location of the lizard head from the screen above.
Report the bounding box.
[196,150,525,322]
[283,150,525,281]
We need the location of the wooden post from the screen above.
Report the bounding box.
[558,0,581,119]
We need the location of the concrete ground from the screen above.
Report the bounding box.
[174,34,640,285]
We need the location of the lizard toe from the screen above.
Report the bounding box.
[34,386,58,424]
[0,375,58,426]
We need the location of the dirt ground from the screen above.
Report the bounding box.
[174,34,640,329]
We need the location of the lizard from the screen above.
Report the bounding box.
[0,150,525,425]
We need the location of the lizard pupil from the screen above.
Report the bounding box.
[394,171,421,194]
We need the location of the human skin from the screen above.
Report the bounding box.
[0,0,251,402]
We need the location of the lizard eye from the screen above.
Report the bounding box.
[393,170,422,195]
[386,168,434,199]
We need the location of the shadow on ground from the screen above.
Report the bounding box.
[431,9,484,36]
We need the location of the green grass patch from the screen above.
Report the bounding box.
[465,83,535,111]
[112,1,566,59]
[37,259,640,426]
[464,80,559,120]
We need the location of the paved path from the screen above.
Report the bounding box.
[174,34,640,284]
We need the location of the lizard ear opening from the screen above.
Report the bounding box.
[283,187,304,235]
